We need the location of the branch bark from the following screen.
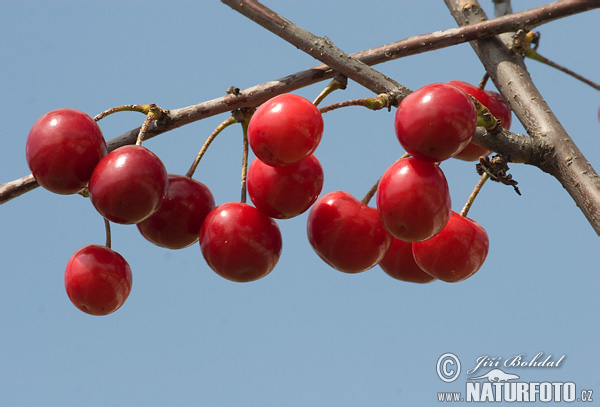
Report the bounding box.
[221,0,411,102]
[444,0,600,234]
[1,0,597,205]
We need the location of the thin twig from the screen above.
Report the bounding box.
[222,0,411,103]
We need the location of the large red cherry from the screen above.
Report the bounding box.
[26,108,107,194]
[137,174,215,249]
[379,238,436,283]
[248,93,323,167]
[64,244,132,316]
[394,83,477,162]
[412,211,489,283]
[247,154,324,219]
[377,157,451,242]
[447,80,512,161]
[88,145,168,224]
[199,202,282,282]
[307,190,392,273]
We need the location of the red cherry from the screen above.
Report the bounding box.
[64,244,132,316]
[450,142,490,162]
[137,174,215,249]
[26,108,107,194]
[199,202,282,282]
[447,80,512,161]
[88,145,168,224]
[379,238,436,283]
[377,157,451,242]
[412,211,489,283]
[307,191,392,273]
[248,93,323,167]
[394,83,477,162]
[447,81,489,108]
[247,155,324,219]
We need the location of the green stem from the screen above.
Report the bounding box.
[320,94,391,114]
[471,96,498,130]
[94,104,153,122]
[313,76,346,106]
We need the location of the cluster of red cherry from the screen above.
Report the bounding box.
[24,80,511,316]
[309,81,512,285]
[26,109,216,316]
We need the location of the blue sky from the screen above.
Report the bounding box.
[0,1,598,406]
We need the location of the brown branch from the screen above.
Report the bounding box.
[445,0,600,234]
[221,0,411,103]
[1,0,597,205]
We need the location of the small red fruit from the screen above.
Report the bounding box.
[248,93,323,167]
[412,211,489,283]
[26,108,107,194]
[447,80,512,161]
[377,157,451,242]
[64,244,132,316]
[88,145,168,224]
[379,238,436,283]
[394,83,477,162]
[307,191,392,273]
[199,202,282,282]
[137,174,215,249]
[247,155,324,219]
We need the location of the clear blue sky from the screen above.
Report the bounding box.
[1,1,598,406]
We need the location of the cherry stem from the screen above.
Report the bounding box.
[313,75,347,106]
[525,47,600,91]
[320,94,392,114]
[136,104,169,146]
[478,72,490,89]
[135,112,154,146]
[93,104,153,122]
[239,112,251,204]
[104,218,112,249]
[471,96,500,131]
[186,116,237,178]
[461,172,490,217]
[361,152,410,205]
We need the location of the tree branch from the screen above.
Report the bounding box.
[1,0,597,205]
[221,0,411,102]
[445,0,600,234]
